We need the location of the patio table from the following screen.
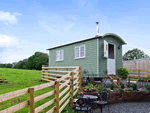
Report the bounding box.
[77,94,98,109]
[77,94,98,100]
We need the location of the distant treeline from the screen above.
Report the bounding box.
[0,51,48,70]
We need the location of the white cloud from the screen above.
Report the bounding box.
[0,34,19,47]
[13,12,22,16]
[1,54,31,64]
[40,22,60,33]
[67,15,77,20]
[5,22,8,25]
[64,23,75,33]
[78,0,86,7]
[0,11,22,24]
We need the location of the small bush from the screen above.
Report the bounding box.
[145,83,150,91]
[117,67,129,79]
[127,88,133,92]
[89,77,95,85]
[121,83,125,89]
[119,88,124,92]
[107,88,111,92]
[110,83,114,90]
[85,83,94,91]
[96,83,106,91]
[132,83,138,91]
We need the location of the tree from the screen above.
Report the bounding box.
[27,51,48,70]
[12,62,18,68]
[6,63,12,68]
[123,48,149,61]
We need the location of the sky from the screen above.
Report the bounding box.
[0,0,150,64]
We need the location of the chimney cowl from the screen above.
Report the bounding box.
[95,22,99,36]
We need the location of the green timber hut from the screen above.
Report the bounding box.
[46,22,127,78]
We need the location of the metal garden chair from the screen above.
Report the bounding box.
[93,90,110,113]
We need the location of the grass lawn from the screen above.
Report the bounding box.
[0,68,79,113]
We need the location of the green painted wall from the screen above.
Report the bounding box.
[48,36,123,78]
[99,36,123,77]
[49,39,98,77]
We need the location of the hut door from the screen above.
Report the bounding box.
[107,43,116,75]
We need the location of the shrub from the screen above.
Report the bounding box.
[110,83,114,90]
[145,83,150,91]
[85,83,94,91]
[132,83,138,91]
[119,88,124,92]
[121,83,125,89]
[127,88,133,92]
[107,88,111,92]
[117,67,129,79]
[89,77,95,85]
[96,83,106,91]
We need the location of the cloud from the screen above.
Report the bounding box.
[78,0,86,7]
[0,54,31,64]
[0,34,19,47]
[67,15,77,20]
[0,11,22,25]
[5,22,8,25]
[39,22,60,33]
[64,22,75,33]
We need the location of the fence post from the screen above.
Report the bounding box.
[128,77,130,87]
[29,88,35,113]
[138,69,140,79]
[65,68,68,88]
[79,66,82,93]
[55,68,57,78]
[42,65,45,80]
[70,72,74,108]
[55,81,59,113]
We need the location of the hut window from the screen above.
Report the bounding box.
[56,50,64,61]
[75,45,85,59]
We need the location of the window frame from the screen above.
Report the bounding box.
[56,50,64,61]
[74,45,85,59]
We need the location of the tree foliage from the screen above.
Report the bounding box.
[123,48,149,61]
[0,51,48,70]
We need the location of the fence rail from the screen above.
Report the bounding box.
[128,69,150,80]
[0,65,82,113]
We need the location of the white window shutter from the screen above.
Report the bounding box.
[104,40,108,58]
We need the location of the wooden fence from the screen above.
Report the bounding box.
[0,66,82,113]
[127,69,150,80]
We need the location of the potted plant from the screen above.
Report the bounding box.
[83,83,97,95]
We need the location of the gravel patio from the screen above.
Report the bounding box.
[91,79,150,113]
